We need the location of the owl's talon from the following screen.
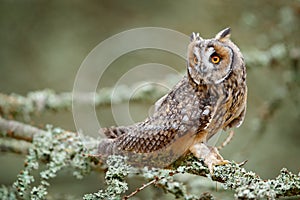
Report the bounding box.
[237,160,248,167]
[215,159,230,166]
[189,143,229,174]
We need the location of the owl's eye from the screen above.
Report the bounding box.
[210,54,221,64]
[193,57,199,64]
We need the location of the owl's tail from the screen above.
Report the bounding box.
[98,138,118,156]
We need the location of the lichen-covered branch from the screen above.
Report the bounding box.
[0,118,94,199]
[0,83,168,119]
[0,138,31,154]
[213,163,300,199]
[0,90,73,120]
[0,117,45,141]
[184,156,300,199]
[0,118,299,199]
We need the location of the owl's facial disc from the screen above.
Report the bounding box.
[188,40,233,85]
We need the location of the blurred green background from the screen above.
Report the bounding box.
[0,0,299,199]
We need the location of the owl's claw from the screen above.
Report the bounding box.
[189,143,229,174]
[237,159,248,167]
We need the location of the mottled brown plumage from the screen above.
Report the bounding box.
[98,28,247,170]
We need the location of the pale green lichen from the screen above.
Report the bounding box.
[141,167,190,199]
[10,124,92,199]
[213,163,300,199]
[1,122,300,200]
[139,156,213,200]
[83,155,131,200]
[0,185,17,200]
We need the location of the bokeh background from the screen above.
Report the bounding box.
[0,0,299,199]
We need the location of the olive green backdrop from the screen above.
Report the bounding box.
[0,1,299,199]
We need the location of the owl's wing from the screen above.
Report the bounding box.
[223,88,247,131]
[153,94,168,112]
[115,123,178,153]
[98,123,196,168]
[98,101,213,167]
[224,106,246,130]
[98,76,214,167]
[101,93,169,138]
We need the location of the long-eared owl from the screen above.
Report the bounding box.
[97,28,247,170]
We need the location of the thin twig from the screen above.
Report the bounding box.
[123,170,182,200]
[123,177,158,200]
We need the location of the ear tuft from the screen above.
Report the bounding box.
[190,32,203,42]
[215,27,231,42]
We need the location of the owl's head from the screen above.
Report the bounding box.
[187,28,245,85]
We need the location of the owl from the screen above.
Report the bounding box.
[97,28,247,170]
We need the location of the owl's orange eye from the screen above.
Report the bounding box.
[193,57,198,64]
[211,55,220,64]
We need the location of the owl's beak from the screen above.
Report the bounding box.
[200,64,208,73]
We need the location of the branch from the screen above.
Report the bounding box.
[194,158,300,199]
[0,117,95,199]
[0,82,169,118]
[0,118,299,199]
[0,138,31,154]
[0,90,73,119]
[0,117,44,141]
